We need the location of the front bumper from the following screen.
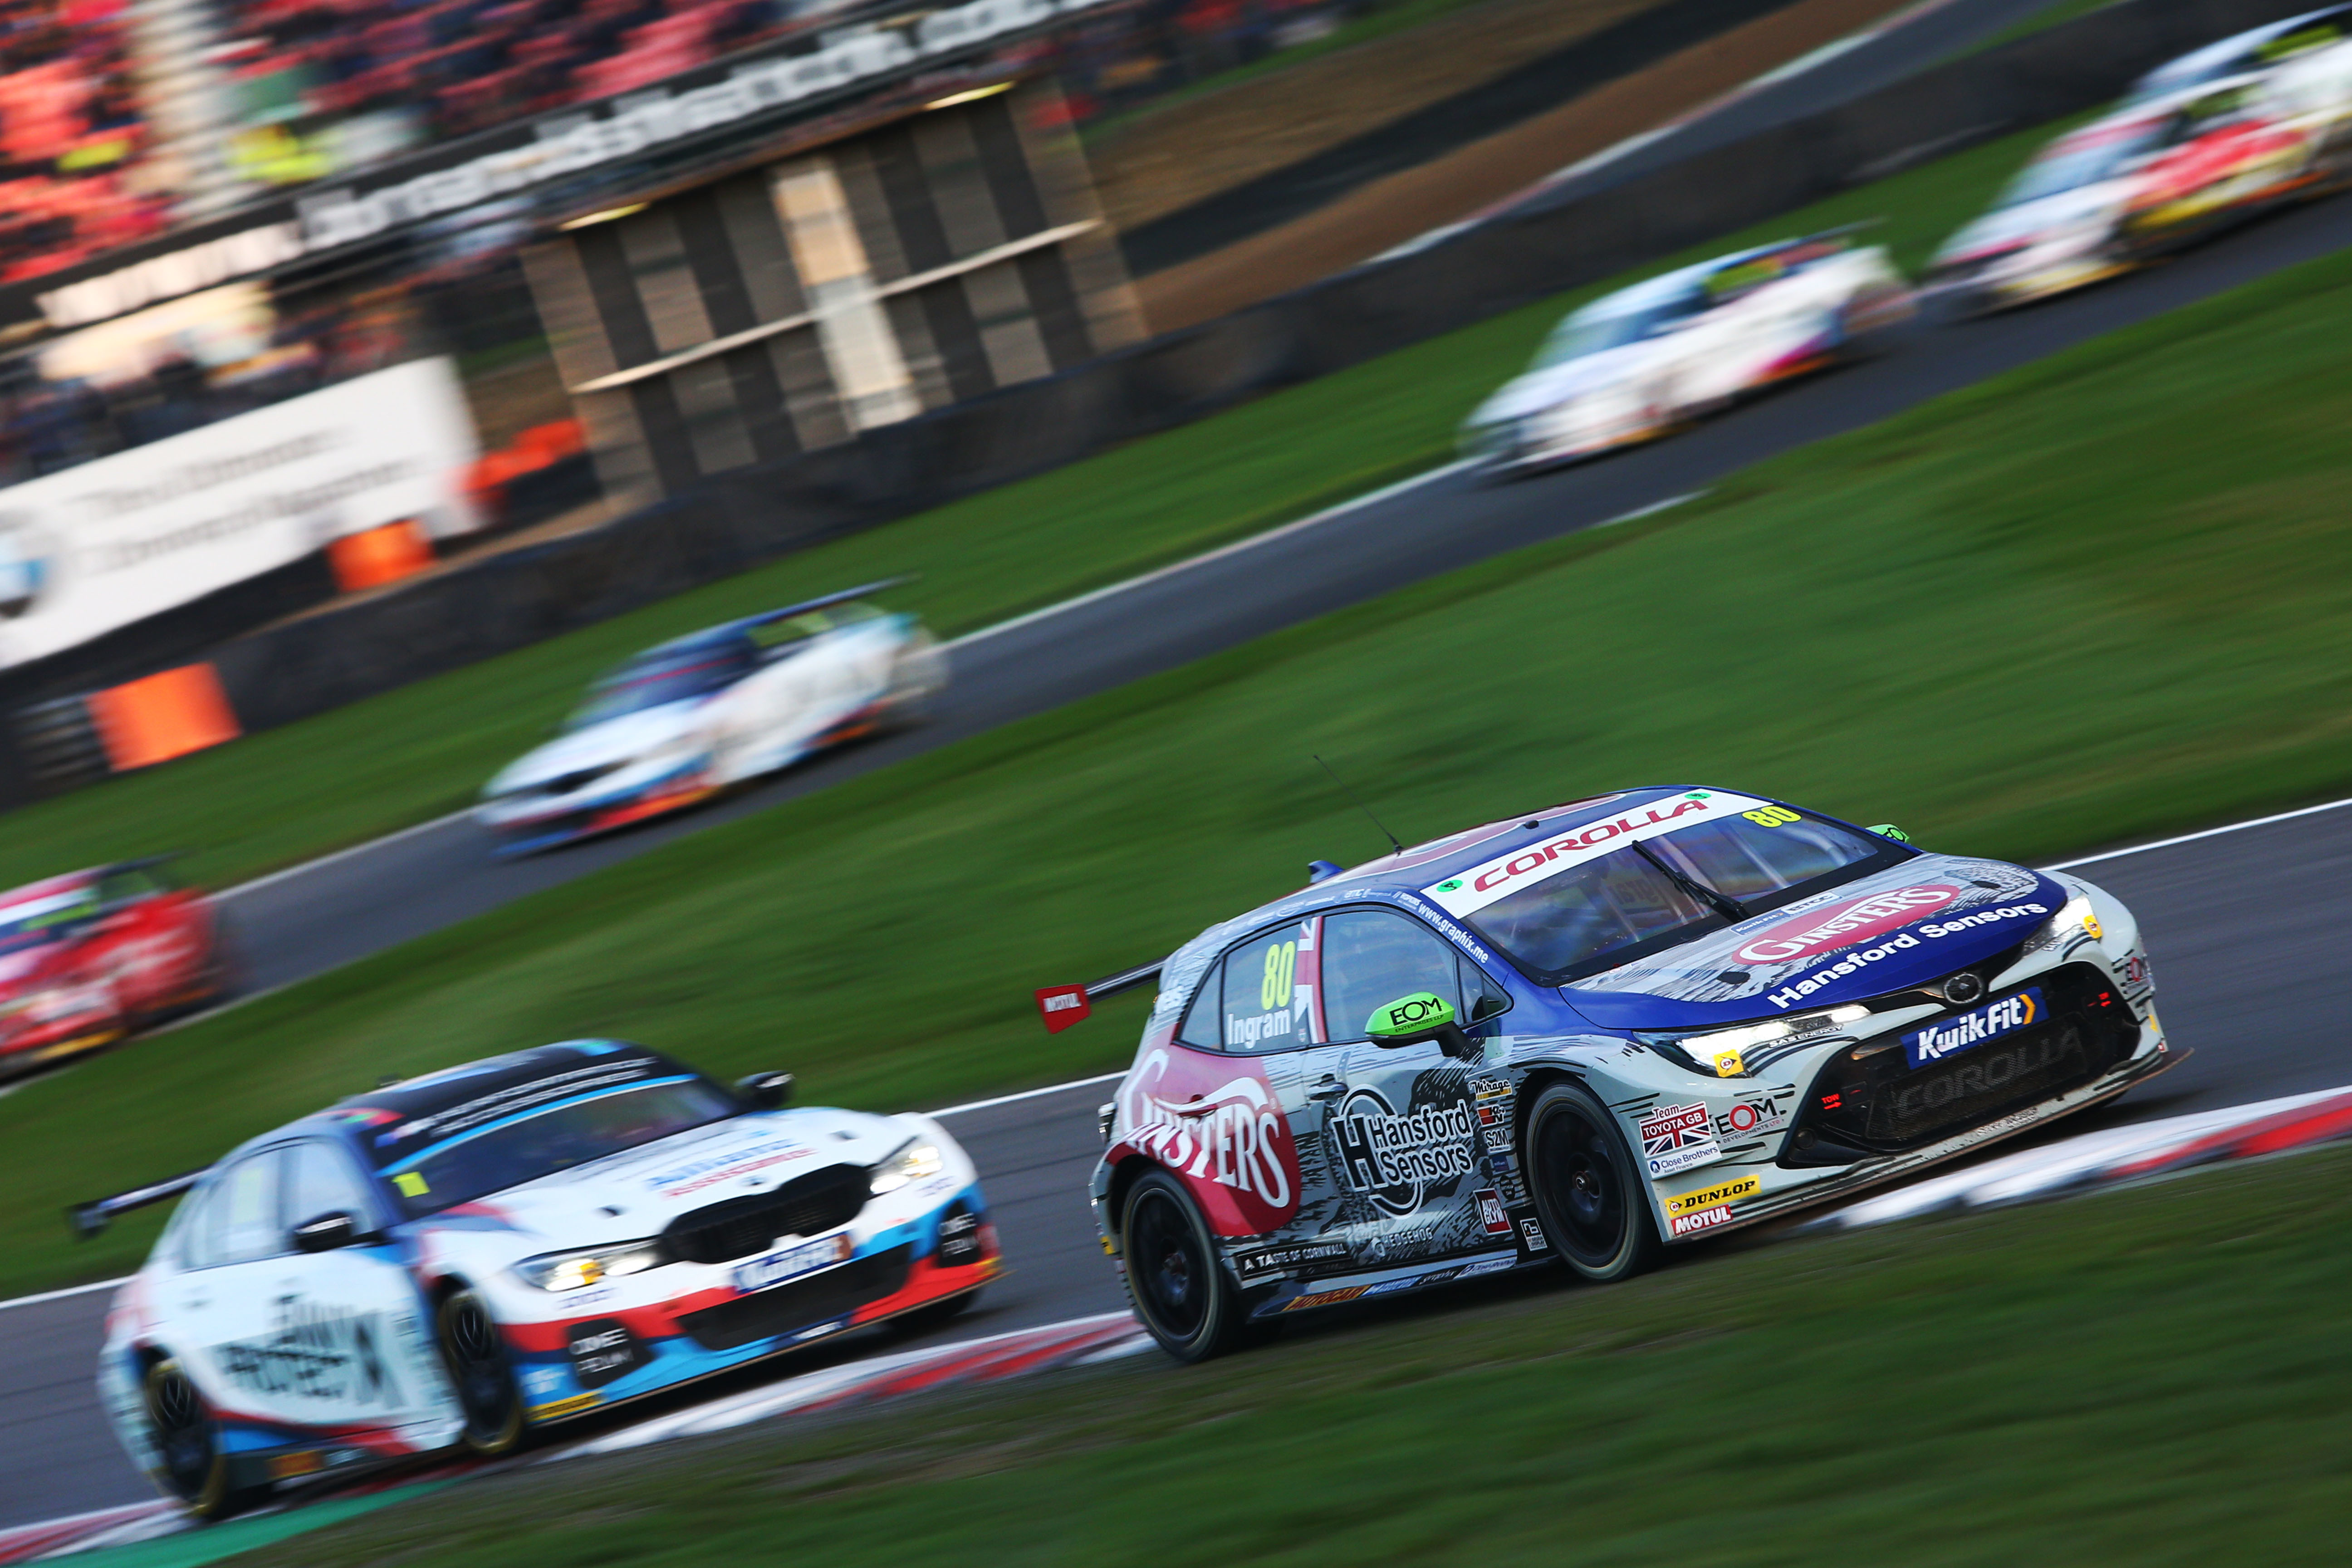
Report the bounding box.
[477,764,718,856]
[500,1182,1000,1426]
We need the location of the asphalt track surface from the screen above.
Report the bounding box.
[11,148,2352,1542]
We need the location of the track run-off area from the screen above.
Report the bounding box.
[13,31,2352,1543]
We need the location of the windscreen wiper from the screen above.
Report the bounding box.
[1633,842,1749,926]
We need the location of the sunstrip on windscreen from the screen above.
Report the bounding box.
[1421,791,1775,918]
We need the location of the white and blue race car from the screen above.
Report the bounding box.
[475,581,943,854]
[85,1040,997,1517]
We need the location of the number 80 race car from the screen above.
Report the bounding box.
[1049,787,2176,1361]
[83,1041,998,1517]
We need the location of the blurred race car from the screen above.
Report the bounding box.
[1929,38,2352,310]
[1458,231,1912,473]
[476,580,943,854]
[0,859,231,1076]
[2125,3,2352,103]
[84,1039,998,1517]
[1050,787,2174,1360]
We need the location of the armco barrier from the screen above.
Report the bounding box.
[0,0,2319,802]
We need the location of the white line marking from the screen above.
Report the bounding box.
[220,808,475,901]
[0,1276,125,1313]
[2048,793,2352,871]
[929,1071,1127,1118]
[946,458,1481,651]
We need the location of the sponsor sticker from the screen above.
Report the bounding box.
[734,1233,853,1294]
[1714,1095,1788,1139]
[790,1316,852,1343]
[1422,792,1771,917]
[1331,1089,1479,1217]
[565,1319,648,1389]
[1457,1254,1517,1279]
[1233,1239,1352,1280]
[267,1450,326,1480]
[1637,1101,1723,1178]
[1762,899,2051,1010]
[1470,1074,1516,1154]
[1902,987,2044,1070]
[528,1392,602,1420]
[1475,1188,1511,1235]
[1284,1284,1370,1313]
[1669,1205,1737,1238]
[1664,1173,1759,1220]
[1519,1218,1547,1252]
[1735,885,1960,965]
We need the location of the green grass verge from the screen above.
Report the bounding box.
[0,115,2066,897]
[13,225,2352,1299]
[228,1145,2352,1568]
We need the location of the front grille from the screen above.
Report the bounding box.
[662,1163,870,1264]
[675,1245,912,1350]
[1785,962,2136,1161]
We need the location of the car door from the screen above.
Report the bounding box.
[1117,916,1339,1276]
[1317,908,1515,1270]
[158,1148,297,1418]
[265,1140,452,1443]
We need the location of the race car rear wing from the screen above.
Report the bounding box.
[68,1167,209,1240]
[1034,958,1164,1035]
[737,576,917,632]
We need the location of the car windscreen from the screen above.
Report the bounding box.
[381,1078,738,1217]
[1531,296,1693,367]
[565,648,752,730]
[0,887,95,956]
[1994,122,2166,206]
[1467,813,1905,984]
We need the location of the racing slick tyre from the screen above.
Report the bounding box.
[436,1288,525,1456]
[1525,1082,1662,1284]
[144,1356,266,1520]
[1121,1170,1247,1363]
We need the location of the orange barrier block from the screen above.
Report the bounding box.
[87,664,241,772]
[328,519,434,592]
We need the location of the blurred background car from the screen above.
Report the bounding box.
[475,581,944,855]
[1457,231,1914,475]
[0,857,231,1074]
[1929,30,2352,311]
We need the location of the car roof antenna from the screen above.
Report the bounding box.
[1314,755,1406,859]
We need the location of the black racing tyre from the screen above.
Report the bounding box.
[1121,1170,1247,1363]
[436,1288,525,1455]
[1525,1082,1663,1284]
[145,1356,265,1519]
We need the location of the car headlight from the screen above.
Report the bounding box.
[513,1240,664,1292]
[1669,1004,1870,1077]
[869,1139,944,1196]
[2020,892,2102,956]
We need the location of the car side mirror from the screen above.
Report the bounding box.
[736,1071,795,1110]
[1867,823,1913,843]
[292,1211,362,1253]
[1364,992,1479,1057]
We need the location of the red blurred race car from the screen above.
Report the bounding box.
[0,859,234,1075]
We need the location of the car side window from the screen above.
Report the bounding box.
[97,868,163,908]
[1320,909,1468,1044]
[1460,955,1512,1026]
[211,1149,288,1266]
[1218,924,1310,1055]
[171,1180,223,1269]
[284,1141,379,1230]
[1175,958,1224,1048]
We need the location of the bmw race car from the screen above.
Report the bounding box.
[1458,231,1912,473]
[1928,37,2352,310]
[85,1040,997,1517]
[476,580,944,854]
[2124,3,2352,103]
[0,859,232,1076]
[1053,787,2174,1361]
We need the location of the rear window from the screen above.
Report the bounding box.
[1467,811,1904,983]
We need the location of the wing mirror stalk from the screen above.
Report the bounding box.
[737,1071,796,1110]
[292,1211,381,1253]
[1363,993,1480,1058]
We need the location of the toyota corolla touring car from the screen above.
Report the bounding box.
[0,858,233,1076]
[84,1040,998,1516]
[1049,788,2173,1360]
